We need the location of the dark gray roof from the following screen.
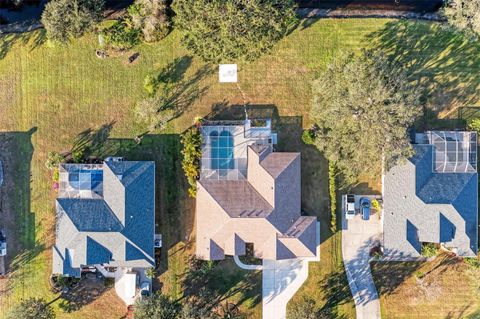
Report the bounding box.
[53,161,155,277]
[56,199,123,232]
[384,144,478,257]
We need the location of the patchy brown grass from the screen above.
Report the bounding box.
[372,253,480,319]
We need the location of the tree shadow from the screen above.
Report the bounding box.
[179,256,261,313]
[0,129,36,299]
[367,20,480,115]
[70,121,117,160]
[141,61,212,130]
[0,28,45,60]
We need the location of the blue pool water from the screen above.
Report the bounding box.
[210,131,234,170]
[69,170,103,190]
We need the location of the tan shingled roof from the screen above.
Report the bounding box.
[260,152,299,178]
[198,180,273,218]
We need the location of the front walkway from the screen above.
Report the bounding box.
[342,204,382,319]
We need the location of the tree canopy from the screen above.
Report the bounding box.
[134,292,181,319]
[310,50,421,183]
[7,298,55,319]
[41,0,105,42]
[172,0,298,63]
[444,0,480,38]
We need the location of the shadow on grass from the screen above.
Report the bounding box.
[0,128,37,299]
[367,20,480,115]
[179,256,261,312]
[0,29,45,60]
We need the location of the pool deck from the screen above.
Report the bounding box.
[58,164,104,199]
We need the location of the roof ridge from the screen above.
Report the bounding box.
[199,180,274,219]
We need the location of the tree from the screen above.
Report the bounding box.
[310,50,421,183]
[134,292,181,319]
[7,298,55,319]
[288,297,317,319]
[172,0,298,63]
[129,0,171,42]
[443,0,480,38]
[41,0,105,42]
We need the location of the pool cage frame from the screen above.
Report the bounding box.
[423,131,477,173]
[200,119,273,181]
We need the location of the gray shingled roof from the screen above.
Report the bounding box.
[384,144,478,257]
[53,160,155,277]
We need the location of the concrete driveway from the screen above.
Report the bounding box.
[262,222,320,319]
[342,196,382,319]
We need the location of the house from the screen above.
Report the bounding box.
[52,159,155,277]
[383,131,478,258]
[196,119,318,261]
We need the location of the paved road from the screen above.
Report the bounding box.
[342,208,382,319]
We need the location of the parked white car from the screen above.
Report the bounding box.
[344,194,356,220]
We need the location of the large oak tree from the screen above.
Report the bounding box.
[172,0,298,63]
[444,0,480,38]
[310,50,421,183]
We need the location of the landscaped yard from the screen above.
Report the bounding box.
[0,17,479,318]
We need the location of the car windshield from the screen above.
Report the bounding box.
[362,201,370,207]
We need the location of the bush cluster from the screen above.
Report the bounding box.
[103,0,171,50]
[181,127,203,197]
[329,162,337,232]
[421,243,439,258]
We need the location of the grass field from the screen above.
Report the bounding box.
[0,17,479,319]
[372,253,480,319]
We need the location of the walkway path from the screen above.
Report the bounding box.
[342,205,382,319]
[233,255,263,270]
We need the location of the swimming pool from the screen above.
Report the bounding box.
[210,130,234,170]
[68,170,103,190]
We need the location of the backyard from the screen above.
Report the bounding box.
[0,17,479,319]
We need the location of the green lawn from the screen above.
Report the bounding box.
[0,17,479,319]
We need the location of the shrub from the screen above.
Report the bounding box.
[52,168,60,182]
[129,0,171,43]
[103,18,141,50]
[144,74,159,96]
[468,118,480,134]
[421,243,439,258]
[288,297,317,319]
[328,162,337,232]
[301,129,315,145]
[71,149,85,163]
[181,127,203,197]
[45,151,65,170]
[134,292,181,319]
[41,0,105,42]
[464,257,480,268]
[146,267,156,278]
[7,298,55,319]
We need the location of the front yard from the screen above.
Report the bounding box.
[372,253,480,318]
[0,16,479,318]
